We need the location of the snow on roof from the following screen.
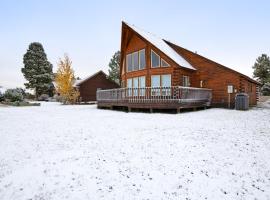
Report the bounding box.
[75,70,107,86]
[125,23,195,70]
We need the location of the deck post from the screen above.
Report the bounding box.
[176,108,181,114]
[150,108,153,113]
[128,107,132,112]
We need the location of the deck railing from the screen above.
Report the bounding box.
[97,86,212,105]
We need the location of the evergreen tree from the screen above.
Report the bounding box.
[108,51,120,84]
[21,42,53,98]
[252,54,270,85]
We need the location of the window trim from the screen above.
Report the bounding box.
[126,54,132,72]
[161,58,170,68]
[126,49,146,73]
[151,49,160,68]
[139,49,146,70]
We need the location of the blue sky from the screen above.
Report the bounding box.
[0,0,269,88]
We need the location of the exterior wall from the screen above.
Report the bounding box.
[121,32,194,87]
[167,42,258,107]
[78,72,119,102]
[120,24,259,108]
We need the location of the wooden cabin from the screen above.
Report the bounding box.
[97,22,259,111]
[76,70,119,102]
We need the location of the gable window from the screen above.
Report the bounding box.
[182,75,190,87]
[126,49,145,72]
[161,58,170,67]
[127,54,132,72]
[133,52,139,71]
[151,50,160,68]
[139,49,145,70]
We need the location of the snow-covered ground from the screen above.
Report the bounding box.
[0,102,270,200]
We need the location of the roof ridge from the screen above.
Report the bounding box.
[123,22,195,70]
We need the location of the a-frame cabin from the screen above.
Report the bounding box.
[97,22,260,111]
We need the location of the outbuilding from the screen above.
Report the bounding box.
[76,70,119,102]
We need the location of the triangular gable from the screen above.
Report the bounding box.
[124,22,196,71]
[76,70,107,86]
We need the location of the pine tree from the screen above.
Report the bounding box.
[252,54,270,85]
[55,54,79,104]
[108,51,120,84]
[21,42,53,98]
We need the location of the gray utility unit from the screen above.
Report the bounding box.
[235,93,249,110]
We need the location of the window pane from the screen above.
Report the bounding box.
[127,78,132,96]
[139,76,145,96]
[161,59,169,67]
[133,77,139,96]
[161,74,171,96]
[151,75,160,96]
[133,52,139,71]
[127,78,132,88]
[161,74,171,87]
[151,75,160,87]
[139,76,145,88]
[127,54,132,72]
[139,49,145,69]
[151,50,160,68]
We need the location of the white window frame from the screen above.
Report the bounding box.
[161,58,170,67]
[126,54,132,72]
[139,49,146,70]
[161,74,171,96]
[151,50,160,68]
[127,78,133,96]
[133,77,139,96]
[139,76,146,96]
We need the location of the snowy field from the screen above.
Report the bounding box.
[0,102,270,200]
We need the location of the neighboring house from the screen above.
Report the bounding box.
[76,70,119,102]
[97,22,260,111]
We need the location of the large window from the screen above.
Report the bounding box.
[151,74,171,96]
[133,77,139,96]
[127,76,146,96]
[151,50,160,68]
[139,49,146,70]
[139,76,146,96]
[133,52,139,71]
[182,76,190,87]
[161,74,171,96]
[127,54,132,72]
[127,78,133,96]
[126,49,145,72]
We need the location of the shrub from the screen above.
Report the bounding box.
[261,83,270,96]
[4,88,24,102]
[38,94,49,101]
[0,92,4,102]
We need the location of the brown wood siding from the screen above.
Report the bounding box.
[78,72,119,102]
[166,42,259,107]
[120,22,259,107]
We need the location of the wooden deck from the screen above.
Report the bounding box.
[96,86,212,113]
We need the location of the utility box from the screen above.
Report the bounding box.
[235,93,249,110]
